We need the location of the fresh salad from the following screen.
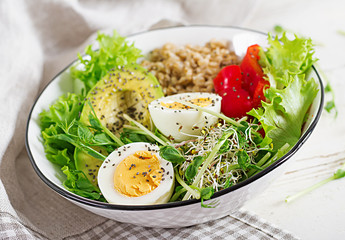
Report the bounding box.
[39,30,318,207]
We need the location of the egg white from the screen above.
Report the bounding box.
[97,142,174,205]
[148,92,221,142]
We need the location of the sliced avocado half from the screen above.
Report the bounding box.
[74,146,108,188]
[80,64,164,135]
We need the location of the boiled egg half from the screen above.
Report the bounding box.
[148,92,221,142]
[97,142,174,205]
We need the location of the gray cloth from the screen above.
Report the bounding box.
[1,209,297,239]
[0,0,298,239]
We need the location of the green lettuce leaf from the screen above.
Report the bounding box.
[40,93,84,168]
[260,33,317,89]
[62,166,106,201]
[70,30,142,92]
[250,32,319,152]
[250,74,318,151]
[39,93,84,130]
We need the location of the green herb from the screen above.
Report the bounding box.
[169,186,187,202]
[54,121,107,161]
[200,187,219,208]
[120,127,156,144]
[160,145,186,165]
[123,114,167,146]
[185,156,204,182]
[285,163,345,203]
[324,100,336,113]
[314,63,337,116]
[174,168,218,208]
[174,169,200,200]
[273,25,285,34]
[237,150,262,172]
[247,152,271,177]
[320,77,336,114]
[224,177,234,189]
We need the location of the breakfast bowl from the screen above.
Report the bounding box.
[25,26,324,228]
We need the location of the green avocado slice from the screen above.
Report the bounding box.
[74,146,108,188]
[80,64,164,135]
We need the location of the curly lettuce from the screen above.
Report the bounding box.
[250,33,319,152]
[71,30,142,92]
[260,33,317,89]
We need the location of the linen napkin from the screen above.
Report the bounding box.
[0,0,298,239]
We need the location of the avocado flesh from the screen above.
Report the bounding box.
[80,64,164,135]
[74,146,107,188]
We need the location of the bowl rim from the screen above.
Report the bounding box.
[25,24,325,211]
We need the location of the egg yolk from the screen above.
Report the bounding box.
[161,97,212,109]
[113,151,163,197]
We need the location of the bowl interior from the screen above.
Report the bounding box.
[26,26,323,209]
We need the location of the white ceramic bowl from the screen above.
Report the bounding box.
[26,26,324,228]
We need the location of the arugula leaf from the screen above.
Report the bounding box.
[237,149,263,173]
[237,150,250,171]
[41,124,75,168]
[70,30,142,92]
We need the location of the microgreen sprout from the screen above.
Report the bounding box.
[177,118,268,202]
[174,169,200,199]
[285,162,345,203]
[337,30,345,36]
[123,114,168,146]
[173,99,245,127]
[313,63,337,117]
